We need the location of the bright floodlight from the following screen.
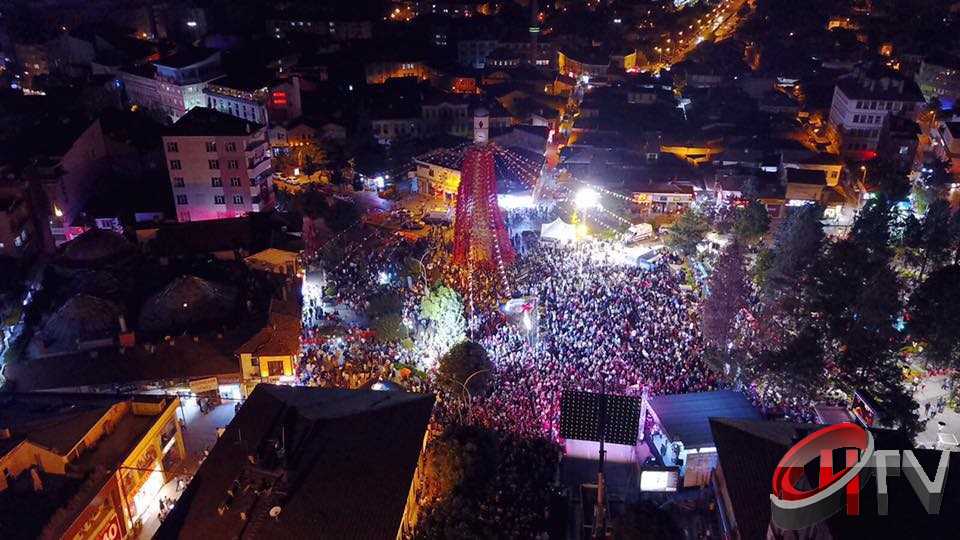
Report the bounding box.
[574,187,601,209]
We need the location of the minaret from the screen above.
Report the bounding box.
[473,108,489,144]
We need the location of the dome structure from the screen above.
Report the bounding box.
[40,294,122,351]
[139,275,239,334]
[59,228,136,265]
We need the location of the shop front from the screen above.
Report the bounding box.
[62,476,127,540]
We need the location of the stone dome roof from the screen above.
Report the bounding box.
[40,294,122,351]
[59,228,135,265]
[138,275,239,334]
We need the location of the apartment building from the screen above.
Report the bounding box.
[162,108,274,223]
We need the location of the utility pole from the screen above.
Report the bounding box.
[593,385,608,539]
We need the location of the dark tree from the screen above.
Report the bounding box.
[327,199,361,231]
[850,197,895,262]
[909,265,960,369]
[901,199,953,281]
[437,341,493,396]
[764,204,824,300]
[866,159,910,201]
[366,290,408,342]
[918,157,953,195]
[805,233,920,436]
[665,209,709,257]
[420,425,497,504]
[755,325,827,401]
[415,428,559,540]
[702,242,750,351]
[732,199,771,243]
[752,247,774,287]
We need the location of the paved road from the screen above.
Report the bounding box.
[914,375,960,451]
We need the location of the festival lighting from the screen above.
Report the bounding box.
[498,193,535,210]
[378,271,391,285]
[574,187,601,209]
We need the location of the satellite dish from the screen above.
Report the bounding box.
[269,506,282,518]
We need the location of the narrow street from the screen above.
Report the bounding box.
[136,395,239,539]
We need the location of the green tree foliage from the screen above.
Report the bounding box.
[866,159,911,201]
[415,427,559,540]
[420,425,497,504]
[901,199,953,281]
[918,157,954,195]
[752,248,774,287]
[801,204,921,436]
[909,265,960,369]
[665,209,710,256]
[437,341,493,396]
[755,325,827,400]
[849,197,894,261]
[761,205,824,332]
[766,205,824,293]
[702,241,750,351]
[732,200,771,244]
[366,290,407,342]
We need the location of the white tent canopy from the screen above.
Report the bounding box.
[540,218,577,243]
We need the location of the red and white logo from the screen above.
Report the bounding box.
[770,422,951,530]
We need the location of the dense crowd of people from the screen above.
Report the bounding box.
[469,241,717,441]
[294,204,825,445]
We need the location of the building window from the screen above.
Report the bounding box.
[176,194,188,205]
[225,142,237,152]
[233,195,244,204]
[211,177,222,187]
[227,160,239,169]
[268,360,284,376]
[206,141,217,152]
[169,160,182,170]
[250,178,258,186]
[209,160,220,169]
[229,177,241,187]
[215,195,226,204]
[166,141,179,152]
[173,177,185,187]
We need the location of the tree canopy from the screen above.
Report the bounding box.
[909,265,960,370]
[437,341,493,397]
[665,209,709,256]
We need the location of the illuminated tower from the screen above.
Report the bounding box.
[452,109,516,270]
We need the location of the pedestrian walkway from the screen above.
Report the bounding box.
[915,375,960,451]
[136,396,238,539]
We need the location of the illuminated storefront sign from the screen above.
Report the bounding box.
[63,476,126,540]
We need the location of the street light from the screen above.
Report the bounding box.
[575,187,601,209]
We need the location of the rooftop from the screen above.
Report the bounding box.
[785,168,828,185]
[647,390,760,449]
[164,108,263,138]
[157,385,434,540]
[154,47,220,69]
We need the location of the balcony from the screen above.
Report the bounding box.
[248,155,273,177]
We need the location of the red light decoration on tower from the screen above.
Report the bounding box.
[452,144,516,270]
[272,91,288,106]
